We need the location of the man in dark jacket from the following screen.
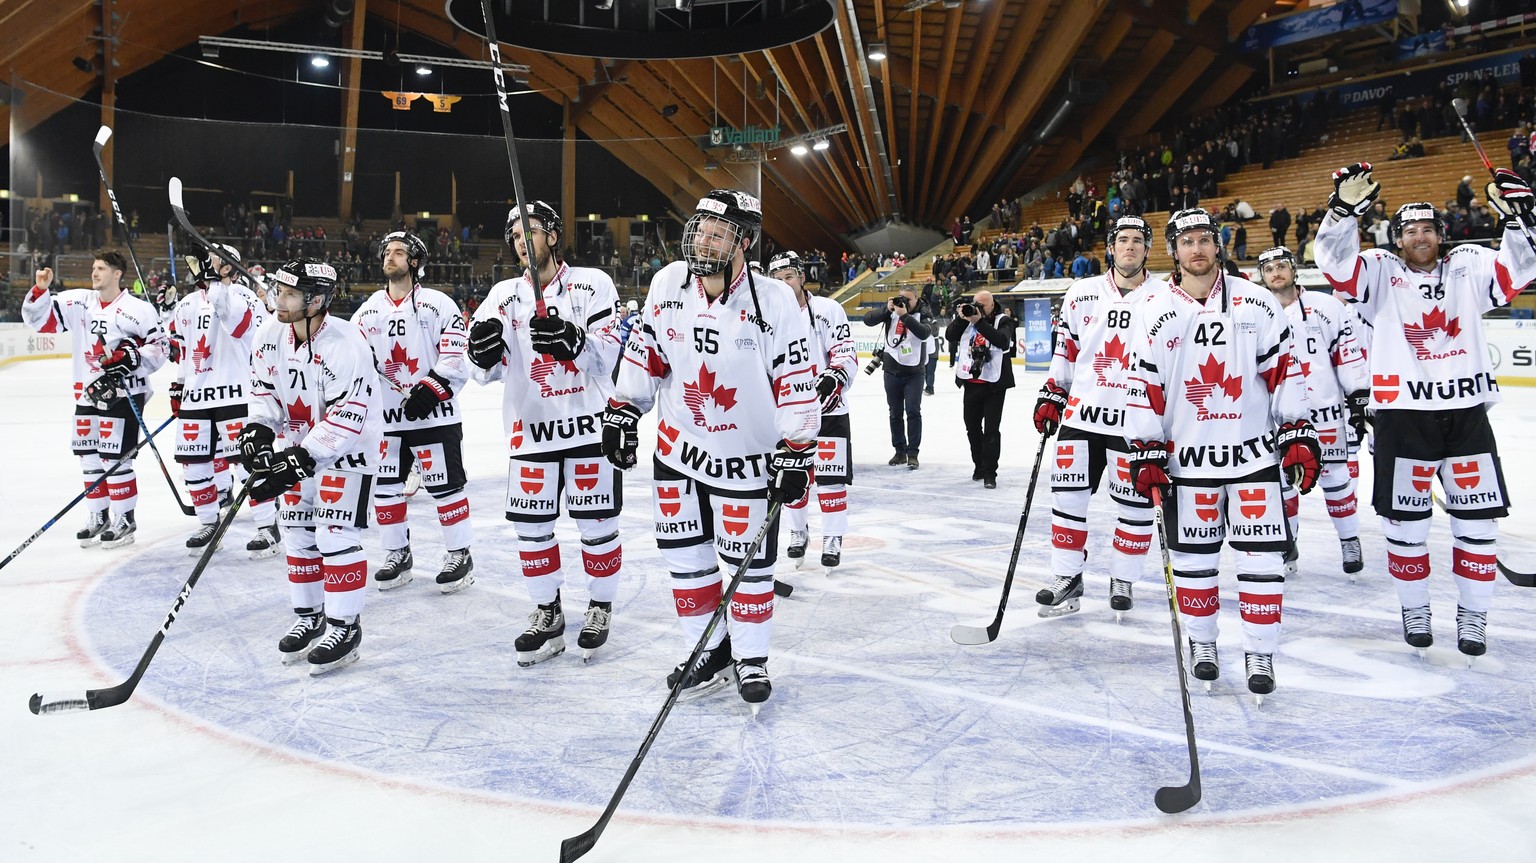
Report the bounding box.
[944,290,1016,488]
[1269,205,1291,249]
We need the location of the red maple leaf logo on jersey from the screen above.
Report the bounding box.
[683,364,738,428]
[1183,354,1244,420]
[529,354,582,398]
[1403,307,1461,360]
[85,337,108,373]
[381,341,418,388]
[1092,334,1131,387]
[191,334,213,374]
[286,394,313,437]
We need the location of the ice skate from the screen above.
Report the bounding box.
[1455,606,1487,665]
[246,525,281,560]
[786,529,809,568]
[278,608,326,666]
[1401,605,1433,655]
[514,595,566,667]
[822,535,842,572]
[667,635,734,701]
[578,601,612,662]
[1190,640,1219,692]
[435,548,474,594]
[77,510,108,547]
[218,487,234,512]
[1109,578,1133,622]
[100,511,137,549]
[375,547,414,590]
[306,617,361,675]
[1035,574,1083,618]
[1245,652,1275,706]
[185,522,220,557]
[736,657,771,716]
[1340,536,1363,578]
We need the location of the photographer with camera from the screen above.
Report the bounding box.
[944,291,1016,489]
[862,286,931,468]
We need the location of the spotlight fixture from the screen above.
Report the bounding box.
[791,143,810,156]
[660,103,679,117]
[72,56,94,73]
[310,54,331,68]
[415,65,432,76]
[594,0,614,8]
[867,42,887,62]
[813,138,830,151]
[675,0,695,10]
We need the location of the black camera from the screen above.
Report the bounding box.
[863,353,885,375]
[891,295,909,311]
[959,302,979,318]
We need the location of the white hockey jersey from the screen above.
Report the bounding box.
[1283,289,1369,418]
[22,286,168,402]
[805,294,857,418]
[1315,213,1536,411]
[168,281,266,411]
[248,315,383,471]
[615,262,819,490]
[351,285,469,431]
[1048,273,1167,436]
[1123,276,1311,480]
[470,263,622,456]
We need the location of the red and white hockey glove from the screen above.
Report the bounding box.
[1277,420,1322,494]
[1486,168,1536,229]
[100,342,141,374]
[1033,381,1068,436]
[168,381,184,418]
[767,439,815,505]
[815,368,849,413]
[402,371,453,422]
[1328,162,1380,219]
[1126,439,1171,499]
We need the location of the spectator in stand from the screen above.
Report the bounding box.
[1457,175,1475,210]
[1269,205,1291,249]
[1069,249,1092,279]
[1234,199,1256,221]
[1234,223,1248,261]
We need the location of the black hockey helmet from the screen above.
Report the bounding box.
[380,230,429,279]
[683,189,763,276]
[504,200,563,250]
[1390,201,1446,245]
[1107,215,1152,247]
[271,257,339,310]
[768,250,804,276]
[1165,208,1222,258]
[1256,246,1296,270]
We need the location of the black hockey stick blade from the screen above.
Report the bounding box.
[167,178,262,287]
[1498,560,1536,588]
[125,395,196,516]
[950,435,1050,646]
[1151,487,1202,815]
[774,579,794,597]
[1154,780,1202,814]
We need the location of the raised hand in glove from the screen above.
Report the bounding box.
[1486,168,1536,229]
[402,371,453,422]
[1328,162,1381,219]
[249,445,315,502]
[1345,389,1370,441]
[1126,439,1171,499]
[100,342,141,374]
[1033,381,1069,436]
[467,318,508,370]
[600,399,641,470]
[815,368,849,413]
[1277,420,1322,494]
[528,309,586,361]
[236,423,276,469]
[767,439,814,505]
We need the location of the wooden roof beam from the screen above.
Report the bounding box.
[926,0,1009,223]
[1121,47,1217,138]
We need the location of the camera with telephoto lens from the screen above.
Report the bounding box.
[959,302,979,318]
[863,352,885,375]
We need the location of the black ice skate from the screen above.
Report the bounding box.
[1245,652,1275,705]
[578,601,612,662]
[515,594,566,667]
[736,657,771,715]
[278,608,326,666]
[786,529,809,568]
[822,535,842,570]
[185,522,220,557]
[435,549,474,594]
[246,525,280,560]
[1456,605,1487,665]
[667,635,734,701]
[307,617,362,675]
[1190,640,1219,692]
[375,547,414,590]
[77,510,108,547]
[1109,578,1134,622]
[1401,605,1433,655]
[1340,536,1364,578]
[1035,574,1083,618]
[100,511,137,549]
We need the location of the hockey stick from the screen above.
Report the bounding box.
[478,0,546,318]
[0,416,174,573]
[1449,98,1536,256]
[29,478,253,715]
[91,126,150,293]
[167,178,262,287]
[559,500,784,863]
[124,390,196,516]
[1431,491,1535,586]
[950,434,1050,645]
[1150,486,1202,815]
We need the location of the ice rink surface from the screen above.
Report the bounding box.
[3,355,1536,862]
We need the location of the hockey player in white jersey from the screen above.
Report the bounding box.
[352,231,474,593]
[1123,209,1320,701]
[1255,246,1372,578]
[167,244,279,557]
[603,190,818,709]
[467,201,625,664]
[1316,162,1536,659]
[240,258,384,674]
[23,252,168,548]
[1033,216,1163,620]
[769,251,857,573]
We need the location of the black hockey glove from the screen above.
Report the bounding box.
[815,368,849,413]
[168,380,184,418]
[600,399,641,470]
[1486,168,1536,230]
[1328,162,1380,219]
[84,371,126,410]
[467,318,508,370]
[100,342,141,374]
[1033,381,1069,436]
[249,445,316,502]
[236,423,276,469]
[1345,389,1371,441]
[767,439,815,505]
[528,309,586,361]
[1277,420,1322,495]
[1126,440,1171,500]
[402,371,454,422]
[168,338,182,365]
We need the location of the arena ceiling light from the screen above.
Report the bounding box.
[790,142,810,156]
[415,65,432,76]
[310,54,331,68]
[866,42,887,61]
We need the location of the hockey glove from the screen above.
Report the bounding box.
[467,318,508,370]
[84,372,126,410]
[1486,168,1536,229]
[528,309,586,361]
[1033,381,1069,436]
[236,423,276,469]
[600,399,641,470]
[168,338,182,366]
[402,371,453,422]
[1345,389,1371,441]
[767,439,815,505]
[249,445,316,502]
[1277,420,1322,495]
[168,380,184,418]
[1126,439,1171,499]
[1328,162,1380,219]
[100,342,141,374]
[815,368,849,413]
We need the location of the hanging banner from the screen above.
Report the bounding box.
[383,91,422,111]
[1255,46,1529,111]
[429,95,462,113]
[1239,0,1399,54]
